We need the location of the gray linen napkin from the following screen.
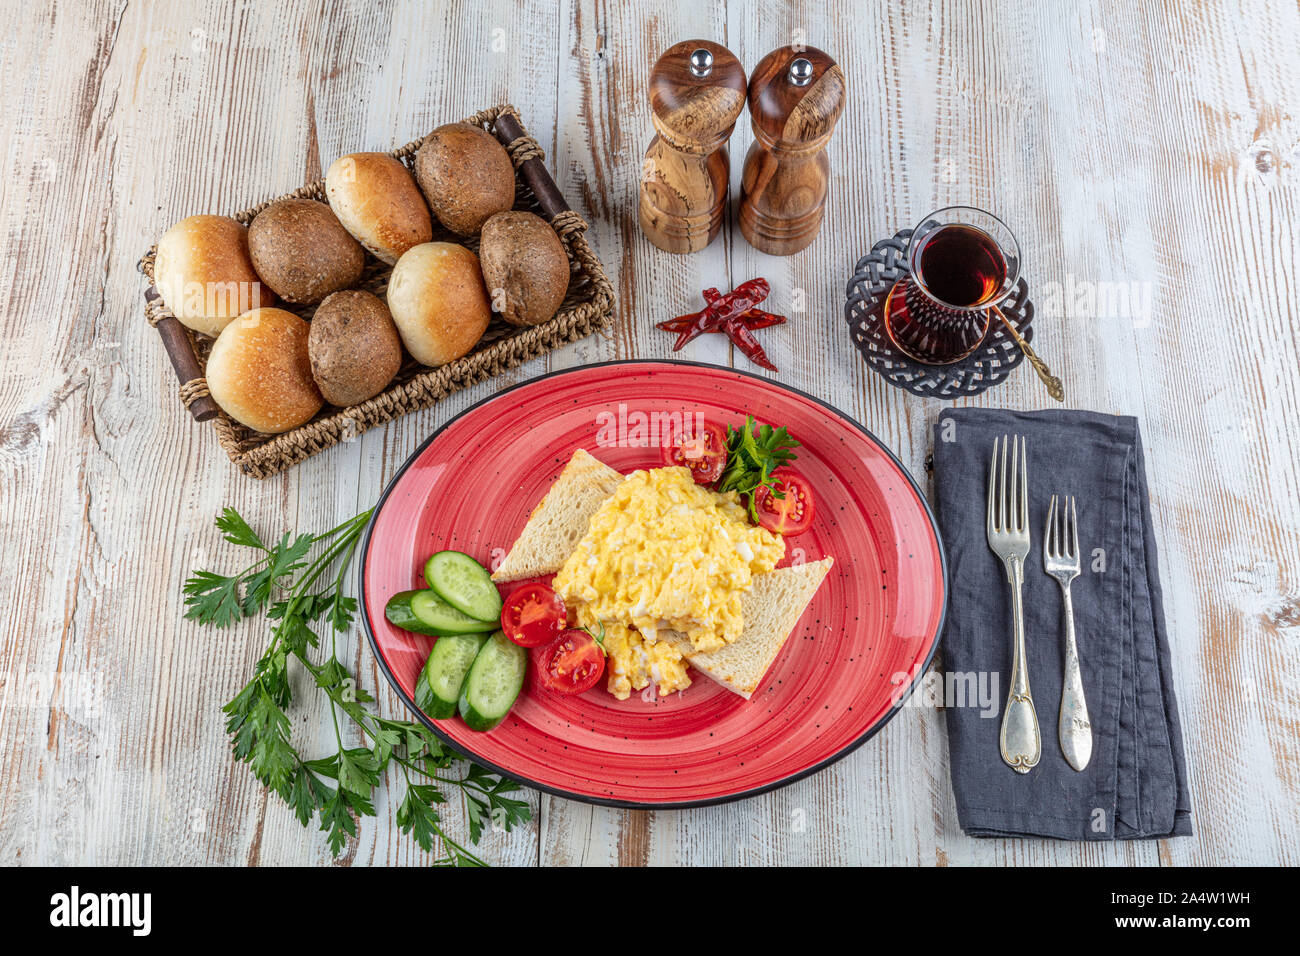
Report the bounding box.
[932,409,1192,840]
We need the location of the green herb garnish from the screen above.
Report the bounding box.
[582,621,608,657]
[715,415,800,520]
[184,507,530,865]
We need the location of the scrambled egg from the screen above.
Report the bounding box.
[553,467,784,699]
[597,622,692,701]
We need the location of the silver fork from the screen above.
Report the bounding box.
[1044,495,1092,771]
[987,435,1041,773]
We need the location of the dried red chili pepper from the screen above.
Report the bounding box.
[701,288,785,330]
[722,318,779,371]
[668,278,772,350]
[733,309,786,330]
[655,316,696,332]
[656,308,785,333]
[657,279,784,371]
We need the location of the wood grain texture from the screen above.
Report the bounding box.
[638,39,746,252]
[738,44,844,254]
[0,0,1296,866]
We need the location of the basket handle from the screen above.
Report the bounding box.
[144,287,220,421]
[493,111,572,220]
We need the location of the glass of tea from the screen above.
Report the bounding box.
[883,206,1021,365]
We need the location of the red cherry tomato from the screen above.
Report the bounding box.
[752,470,815,535]
[500,583,567,648]
[661,420,728,484]
[539,629,606,694]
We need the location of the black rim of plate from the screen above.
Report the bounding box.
[357,358,949,810]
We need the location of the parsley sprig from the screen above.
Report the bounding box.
[715,415,801,520]
[184,507,531,865]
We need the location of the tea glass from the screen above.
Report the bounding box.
[883,206,1021,365]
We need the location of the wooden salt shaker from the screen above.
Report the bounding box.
[739,46,845,256]
[638,41,747,254]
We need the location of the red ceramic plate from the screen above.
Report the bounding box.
[359,361,946,807]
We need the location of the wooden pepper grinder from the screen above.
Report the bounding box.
[739,46,845,256]
[638,40,747,254]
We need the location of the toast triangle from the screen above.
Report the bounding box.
[491,448,623,582]
[656,557,834,698]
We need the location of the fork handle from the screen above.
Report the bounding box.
[1000,557,1041,773]
[1057,585,1092,771]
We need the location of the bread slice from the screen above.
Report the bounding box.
[656,558,833,699]
[491,448,623,582]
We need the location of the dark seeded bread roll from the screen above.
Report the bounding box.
[248,199,365,304]
[414,124,516,236]
[308,290,403,406]
[479,211,569,327]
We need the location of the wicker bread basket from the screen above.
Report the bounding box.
[138,104,614,478]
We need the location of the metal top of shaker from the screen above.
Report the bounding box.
[789,57,814,85]
[689,48,714,78]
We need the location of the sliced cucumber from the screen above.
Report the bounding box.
[385,589,496,637]
[458,631,527,732]
[424,550,503,623]
[415,632,491,720]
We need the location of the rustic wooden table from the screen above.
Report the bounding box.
[2,0,1296,866]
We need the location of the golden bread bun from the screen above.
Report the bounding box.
[153,215,275,337]
[325,153,432,265]
[386,242,491,367]
[205,308,323,433]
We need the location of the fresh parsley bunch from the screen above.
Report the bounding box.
[715,415,801,520]
[184,507,530,865]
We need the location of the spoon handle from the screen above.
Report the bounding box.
[992,305,1064,403]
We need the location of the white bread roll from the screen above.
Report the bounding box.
[205,308,323,433]
[386,242,491,367]
[325,153,432,265]
[153,215,275,337]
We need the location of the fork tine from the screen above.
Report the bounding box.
[1058,492,1066,556]
[1070,495,1080,560]
[999,434,1009,532]
[1056,494,1065,556]
[1004,433,1014,532]
[1003,433,1012,532]
[987,437,999,535]
[1045,494,1057,557]
[1018,435,1029,534]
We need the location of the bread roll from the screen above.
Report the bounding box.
[308,290,402,406]
[414,124,516,235]
[479,211,569,326]
[205,308,323,433]
[248,199,365,304]
[153,215,275,337]
[386,243,491,367]
[325,153,432,265]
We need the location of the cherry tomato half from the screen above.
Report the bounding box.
[501,583,567,648]
[752,470,815,536]
[661,421,728,485]
[539,629,606,694]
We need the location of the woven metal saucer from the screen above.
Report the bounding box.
[844,227,1035,400]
